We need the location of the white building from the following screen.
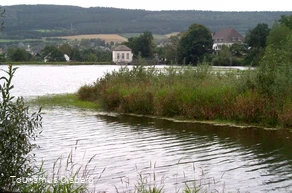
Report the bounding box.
[112,45,133,64]
[213,28,244,52]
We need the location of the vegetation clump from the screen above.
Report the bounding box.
[77,62,291,128]
[0,65,42,191]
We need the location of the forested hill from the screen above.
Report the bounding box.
[1,5,292,39]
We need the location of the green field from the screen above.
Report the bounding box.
[120,33,170,43]
[0,39,43,43]
[34,29,62,33]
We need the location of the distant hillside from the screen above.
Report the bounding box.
[1,5,292,39]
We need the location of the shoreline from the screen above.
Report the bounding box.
[28,93,292,132]
[101,111,291,132]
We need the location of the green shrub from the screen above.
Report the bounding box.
[232,90,266,123]
[154,87,181,117]
[0,65,42,191]
[278,101,292,127]
[120,87,154,114]
[77,82,103,103]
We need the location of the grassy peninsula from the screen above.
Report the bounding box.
[76,64,292,129]
[28,93,99,109]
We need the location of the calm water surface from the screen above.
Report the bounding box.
[1,65,292,192]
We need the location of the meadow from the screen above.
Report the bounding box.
[165,32,180,37]
[56,32,178,44]
[0,39,43,43]
[56,34,127,43]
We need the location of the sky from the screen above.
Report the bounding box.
[1,0,291,11]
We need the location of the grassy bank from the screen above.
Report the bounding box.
[28,93,99,109]
[77,64,292,128]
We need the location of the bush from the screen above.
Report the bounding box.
[232,90,266,123]
[120,87,154,114]
[77,84,99,102]
[0,65,42,191]
[278,101,292,127]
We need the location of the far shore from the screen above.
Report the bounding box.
[1,61,112,65]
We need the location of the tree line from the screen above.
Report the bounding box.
[1,5,292,39]
[130,14,291,67]
[3,44,112,62]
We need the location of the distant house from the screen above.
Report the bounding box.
[25,45,34,55]
[64,54,70,62]
[213,28,244,52]
[112,45,133,64]
[44,54,70,62]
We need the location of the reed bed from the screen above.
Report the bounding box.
[77,64,292,128]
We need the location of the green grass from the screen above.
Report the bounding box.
[120,33,142,39]
[120,33,168,43]
[153,34,168,41]
[28,93,100,109]
[34,29,62,33]
[0,39,43,43]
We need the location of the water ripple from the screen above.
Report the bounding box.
[31,108,292,192]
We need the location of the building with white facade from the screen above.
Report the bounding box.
[213,28,244,52]
[112,45,133,64]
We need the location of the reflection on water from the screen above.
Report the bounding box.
[1,65,291,192]
[36,108,292,192]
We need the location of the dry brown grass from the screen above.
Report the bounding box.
[165,32,180,38]
[56,34,127,43]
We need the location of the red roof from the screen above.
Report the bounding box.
[213,28,244,43]
[113,45,132,51]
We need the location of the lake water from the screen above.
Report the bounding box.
[1,65,292,192]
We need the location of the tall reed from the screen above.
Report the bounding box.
[78,64,292,128]
[18,147,100,193]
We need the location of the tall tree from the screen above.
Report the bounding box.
[137,31,155,58]
[244,23,270,66]
[59,43,72,56]
[41,45,66,62]
[163,34,181,64]
[8,48,32,62]
[257,16,292,97]
[177,23,213,65]
[245,23,270,48]
[267,20,291,49]
[71,48,83,61]
[0,7,4,32]
[124,31,155,58]
[124,37,138,56]
[229,43,246,57]
[278,15,292,30]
